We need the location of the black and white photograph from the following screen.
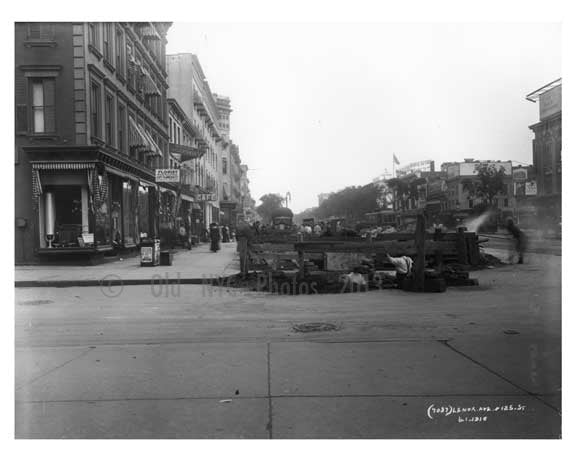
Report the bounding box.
[8,0,571,450]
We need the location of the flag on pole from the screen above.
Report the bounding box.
[393,154,400,165]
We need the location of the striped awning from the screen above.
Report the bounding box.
[129,118,161,157]
[129,117,148,150]
[140,24,161,40]
[141,67,161,96]
[31,161,97,171]
[141,129,163,158]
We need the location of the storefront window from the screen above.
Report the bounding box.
[94,175,111,246]
[138,185,150,238]
[47,186,83,247]
[109,175,123,246]
[122,180,137,245]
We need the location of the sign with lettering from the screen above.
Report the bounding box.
[460,161,512,177]
[512,168,528,181]
[539,85,561,120]
[155,169,180,183]
[525,180,537,196]
[196,193,217,201]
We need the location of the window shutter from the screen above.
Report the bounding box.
[16,105,28,133]
[15,73,26,104]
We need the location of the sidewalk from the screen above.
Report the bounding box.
[15,242,240,287]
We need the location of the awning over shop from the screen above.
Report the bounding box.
[169,143,202,161]
[180,193,196,203]
[128,118,162,158]
[31,161,97,171]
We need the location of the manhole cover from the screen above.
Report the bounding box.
[18,300,53,306]
[292,322,340,333]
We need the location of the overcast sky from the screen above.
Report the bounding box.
[165,23,561,213]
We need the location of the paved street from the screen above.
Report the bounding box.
[15,244,561,438]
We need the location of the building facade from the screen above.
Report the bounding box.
[526,79,562,232]
[167,98,208,242]
[440,159,515,226]
[15,22,172,263]
[166,53,223,227]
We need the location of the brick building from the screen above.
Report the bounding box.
[15,22,172,263]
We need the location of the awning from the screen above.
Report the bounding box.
[105,164,141,183]
[128,117,148,150]
[169,143,202,161]
[139,179,156,189]
[31,161,97,171]
[140,24,161,40]
[141,67,161,96]
[180,193,195,203]
[129,118,162,158]
[159,186,178,196]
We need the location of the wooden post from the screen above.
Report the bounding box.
[413,214,426,291]
[435,249,444,273]
[238,237,248,275]
[457,227,468,265]
[297,247,305,276]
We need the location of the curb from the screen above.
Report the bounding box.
[15,274,241,288]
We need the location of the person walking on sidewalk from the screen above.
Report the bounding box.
[506,218,527,264]
[222,225,230,243]
[209,223,221,252]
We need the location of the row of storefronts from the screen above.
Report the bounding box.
[21,146,220,262]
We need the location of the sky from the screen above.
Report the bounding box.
[165,23,561,213]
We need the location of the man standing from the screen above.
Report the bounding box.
[209,223,221,252]
[506,218,527,264]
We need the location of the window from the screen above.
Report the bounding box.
[118,104,126,153]
[223,158,228,175]
[104,93,114,145]
[88,23,100,50]
[176,126,181,145]
[115,27,125,77]
[504,198,509,208]
[27,23,55,41]
[30,78,55,134]
[103,23,114,64]
[169,118,173,142]
[468,199,474,209]
[90,81,102,138]
[126,40,135,89]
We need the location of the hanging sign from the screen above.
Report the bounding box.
[155,169,180,183]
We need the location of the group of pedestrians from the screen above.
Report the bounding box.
[208,223,235,253]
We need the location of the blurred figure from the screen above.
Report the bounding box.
[209,223,221,252]
[506,218,527,264]
[313,222,322,235]
[385,253,413,285]
[222,225,230,243]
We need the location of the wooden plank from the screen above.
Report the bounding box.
[324,252,365,271]
[457,227,468,265]
[294,240,458,255]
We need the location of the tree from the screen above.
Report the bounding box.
[386,175,426,211]
[462,164,506,209]
[256,193,285,224]
[315,183,380,222]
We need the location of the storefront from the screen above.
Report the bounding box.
[26,148,159,259]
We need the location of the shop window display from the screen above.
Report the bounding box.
[93,173,111,246]
[47,186,83,247]
[138,185,150,238]
[110,175,123,247]
[122,180,138,245]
